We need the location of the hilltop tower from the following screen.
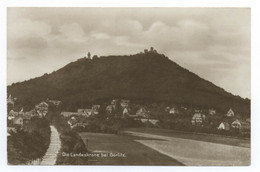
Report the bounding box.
[87,52,91,59]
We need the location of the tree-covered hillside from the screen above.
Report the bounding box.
[7,52,250,115]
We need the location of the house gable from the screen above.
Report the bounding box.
[191,112,203,125]
[226,108,235,117]
[231,119,241,129]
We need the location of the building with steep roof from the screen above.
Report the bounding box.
[231,119,241,129]
[226,108,235,117]
[136,107,149,118]
[191,111,203,125]
[35,101,49,117]
[218,122,230,131]
[169,107,179,115]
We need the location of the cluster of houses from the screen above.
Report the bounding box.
[7,98,62,134]
[7,94,250,134]
[7,101,49,128]
[60,104,100,118]
[164,105,250,132]
[217,109,250,132]
[61,105,101,128]
[61,99,160,129]
[60,98,250,132]
[187,108,250,132]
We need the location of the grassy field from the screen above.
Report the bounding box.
[124,128,250,148]
[122,128,250,166]
[79,128,250,166]
[78,132,183,165]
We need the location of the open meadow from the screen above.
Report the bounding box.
[79,128,250,166]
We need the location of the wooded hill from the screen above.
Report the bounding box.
[7,52,250,116]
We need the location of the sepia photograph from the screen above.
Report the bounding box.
[6,7,251,166]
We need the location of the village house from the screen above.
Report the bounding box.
[209,109,216,116]
[68,117,87,129]
[35,101,49,117]
[148,119,160,125]
[169,107,179,115]
[191,110,204,125]
[67,116,78,128]
[140,118,149,123]
[47,99,62,106]
[61,107,97,118]
[85,109,93,117]
[123,107,129,115]
[226,108,235,117]
[217,122,230,131]
[106,105,114,114]
[120,100,130,108]
[60,112,80,118]
[139,118,159,126]
[35,101,49,111]
[7,94,16,106]
[8,109,33,127]
[136,107,149,118]
[8,108,24,120]
[13,116,23,126]
[36,110,47,118]
[8,110,18,120]
[92,105,100,115]
[231,119,242,129]
[77,108,92,117]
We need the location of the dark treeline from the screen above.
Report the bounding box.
[70,115,143,134]
[7,118,51,164]
[70,113,249,139]
[158,116,250,138]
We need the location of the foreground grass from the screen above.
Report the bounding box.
[79,132,183,165]
[8,118,51,164]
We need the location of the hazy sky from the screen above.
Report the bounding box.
[7,8,250,98]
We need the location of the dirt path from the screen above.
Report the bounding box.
[124,131,250,166]
[40,125,61,165]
